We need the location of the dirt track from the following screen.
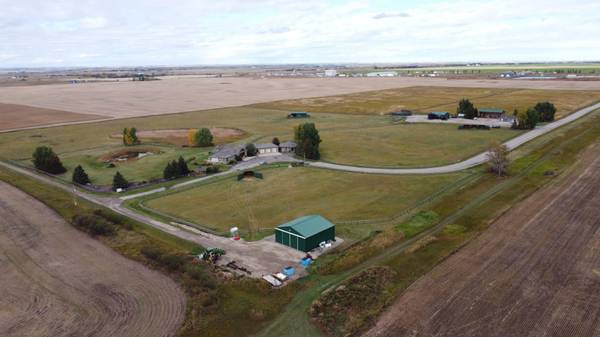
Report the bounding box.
[363,144,600,337]
[0,182,186,337]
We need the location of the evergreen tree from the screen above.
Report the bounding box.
[272,137,280,146]
[112,171,129,191]
[177,156,190,175]
[294,123,322,160]
[457,99,478,119]
[32,146,67,174]
[163,161,176,179]
[534,101,557,122]
[72,165,91,185]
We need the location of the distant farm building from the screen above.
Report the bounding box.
[278,141,297,153]
[479,108,506,119]
[428,112,450,120]
[366,71,398,77]
[275,215,336,252]
[288,112,310,118]
[256,143,279,155]
[324,69,338,77]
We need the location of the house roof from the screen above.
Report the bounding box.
[255,143,279,149]
[210,144,244,158]
[429,111,450,116]
[277,215,335,238]
[279,141,297,148]
[479,108,505,113]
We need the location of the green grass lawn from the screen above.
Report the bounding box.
[57,145,208,186]
[251,86,600,117]
[319,123,520,167]
[143,166,467,238]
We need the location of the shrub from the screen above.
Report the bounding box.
[160,254,186,272]
[72,214,115,236]
[32,146,67,174]
[141,246,164,260]
[93,209,133,230]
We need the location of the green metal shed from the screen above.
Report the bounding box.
[275,215,335,252]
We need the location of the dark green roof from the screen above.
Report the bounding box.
[277,215,335,238]
[430,111,449,116]
[479,108,505,113]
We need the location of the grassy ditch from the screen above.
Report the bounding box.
[0,166,298,337]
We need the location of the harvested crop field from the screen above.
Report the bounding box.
[0,102,107,131]
[1,77,600,124]
[0,181,186,337]
[363,145,600,337]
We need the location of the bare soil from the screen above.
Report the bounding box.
[110,127,246,146]
[1,77,599,122]
[0,182,186,337]
[363,144,600,337]
[99,147,161,163]
[0,102,107,131]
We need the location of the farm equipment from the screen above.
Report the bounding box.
[198,248,225,263]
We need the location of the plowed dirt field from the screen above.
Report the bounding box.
[364,145,600,337]
[0,182,186,337]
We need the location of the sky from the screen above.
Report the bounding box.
[1,0,599,67]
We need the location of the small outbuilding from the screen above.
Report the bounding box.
[275,215,335,252]
[428,111,450,120]
[479,108,505,119]
[288,111,311,118]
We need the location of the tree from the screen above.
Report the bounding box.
[534,101,557,122]
[514,108,539,130]
[188,129,199,146]
[72,165,91,185]
[245,143,257,157]
[190,128,213,147]
[457,99,478,119]
[32,146,67,174]
[177,156,190,175]
[487,141,509,176]
[272,137,280,146]
[112,171,129,191]
[163,161,177,179]
[122,127,140,146]
[294,123,322,160]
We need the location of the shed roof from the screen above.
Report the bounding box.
[429,111,450,116]
[479,108,505,113]
[277,215,334,238]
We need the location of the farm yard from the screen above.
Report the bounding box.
[0,181,186,337]
[363,143,600,337]
[252,86,600,117]
[142,166,469,239]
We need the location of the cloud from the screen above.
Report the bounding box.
[0,0,599,67]
[79,16,107,29]
[372,12,410,19]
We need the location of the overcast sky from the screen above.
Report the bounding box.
[1,0,599,67]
